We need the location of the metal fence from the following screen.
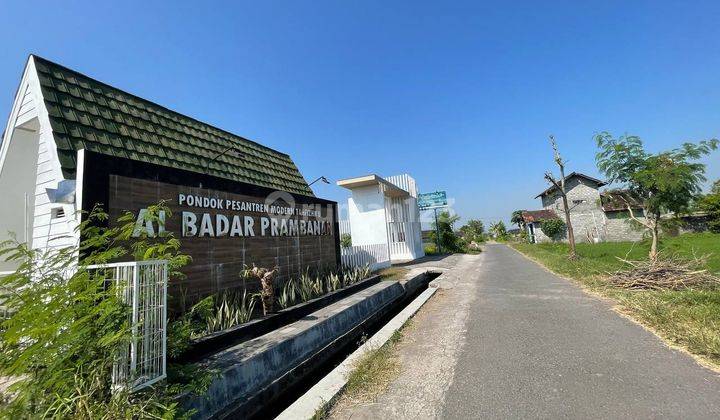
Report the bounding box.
[88,260,168,392]
[341,243,391,271]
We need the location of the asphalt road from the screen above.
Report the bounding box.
[442,244,720,419]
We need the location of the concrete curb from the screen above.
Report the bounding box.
[275,286,439,420]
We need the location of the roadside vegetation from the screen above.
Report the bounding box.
[512,233,720,367]
[0,203,378,418]
[377,266,409,281]
[0,204,199,419]
[429,212,483,254]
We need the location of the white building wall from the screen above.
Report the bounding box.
[347,184,388,246]
[0,57,78,273]
[341,174,424,261]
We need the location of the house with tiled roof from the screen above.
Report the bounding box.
[523,172,647,243]
[0,55,321,273]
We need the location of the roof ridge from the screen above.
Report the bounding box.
[29,54,292,158]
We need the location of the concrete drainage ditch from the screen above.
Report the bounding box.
[181,270,442,419]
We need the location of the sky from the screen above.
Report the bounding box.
[1,1,719,227]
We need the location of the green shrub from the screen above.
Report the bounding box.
[0,205,191,419]
[430,211,464,252]
[540,218,566,240]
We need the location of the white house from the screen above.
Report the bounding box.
[337,173,424,263]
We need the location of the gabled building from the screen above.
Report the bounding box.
[0,56,338,306]
[523,172,646,243]
[337,174,424,262]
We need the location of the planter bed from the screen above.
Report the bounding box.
[178,274,382,363]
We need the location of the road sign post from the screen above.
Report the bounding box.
[433,207,441,254]
[418,191,448,255]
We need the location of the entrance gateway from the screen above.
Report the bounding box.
[0,55,340,308]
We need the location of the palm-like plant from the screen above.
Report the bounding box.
[489,221,507,238]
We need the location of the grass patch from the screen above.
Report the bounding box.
[324,327,408,417]
[511,232,720,367]
[342,330,403,403]
[377,267,409,281]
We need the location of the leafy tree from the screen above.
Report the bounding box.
[489,221,507,239]
[595,132,718,262]
[459,219,485,243]
[539,218,566,240]
[430,211,463,252]
[699,179,720,233]
[544,136,578,259]
[0,204,192,419]
[510,210,526,229]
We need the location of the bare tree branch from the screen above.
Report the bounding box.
[544,172,564,196]
[619,195,652,229]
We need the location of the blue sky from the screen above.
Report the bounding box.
[1,1,719,226]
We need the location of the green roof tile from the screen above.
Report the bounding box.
[32,56,313,196]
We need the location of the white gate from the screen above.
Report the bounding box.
[89,260,168,392]
[341,243,391,271]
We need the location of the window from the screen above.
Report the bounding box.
[572,199,586,205]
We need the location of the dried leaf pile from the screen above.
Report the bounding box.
[607,254,720,291]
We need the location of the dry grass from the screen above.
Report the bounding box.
[377,267,409,282]
[324,327,409,418]
[341,330,403,404]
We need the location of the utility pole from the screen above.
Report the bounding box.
[433,207,442,253]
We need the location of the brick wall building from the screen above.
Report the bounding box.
[523,173,646,243]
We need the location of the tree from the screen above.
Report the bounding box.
[489,221,507,239]
[544,136,578,259]
[699,179,720,233]
[430,211,462,252]
[595,132,718,262]
[510,210,526,229]
[459,219,484,243]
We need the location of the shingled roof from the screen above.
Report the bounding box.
[535,172,606,198]
[31,56,313,195]
[522,209,559,223]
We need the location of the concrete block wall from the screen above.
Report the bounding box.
[535,176,649,244]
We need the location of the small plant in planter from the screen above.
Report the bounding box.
[340,233,352,248]
[243,265,278,316]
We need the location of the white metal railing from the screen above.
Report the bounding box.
[88,260,168,392]
[341,243,391,271]
[339,220,351,237]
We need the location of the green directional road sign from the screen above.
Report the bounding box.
[418,191,447,209]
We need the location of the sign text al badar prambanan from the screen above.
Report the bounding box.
[132,192,334,238]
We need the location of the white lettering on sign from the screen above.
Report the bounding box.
[177,193,323,217]
[177,211,331,238]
